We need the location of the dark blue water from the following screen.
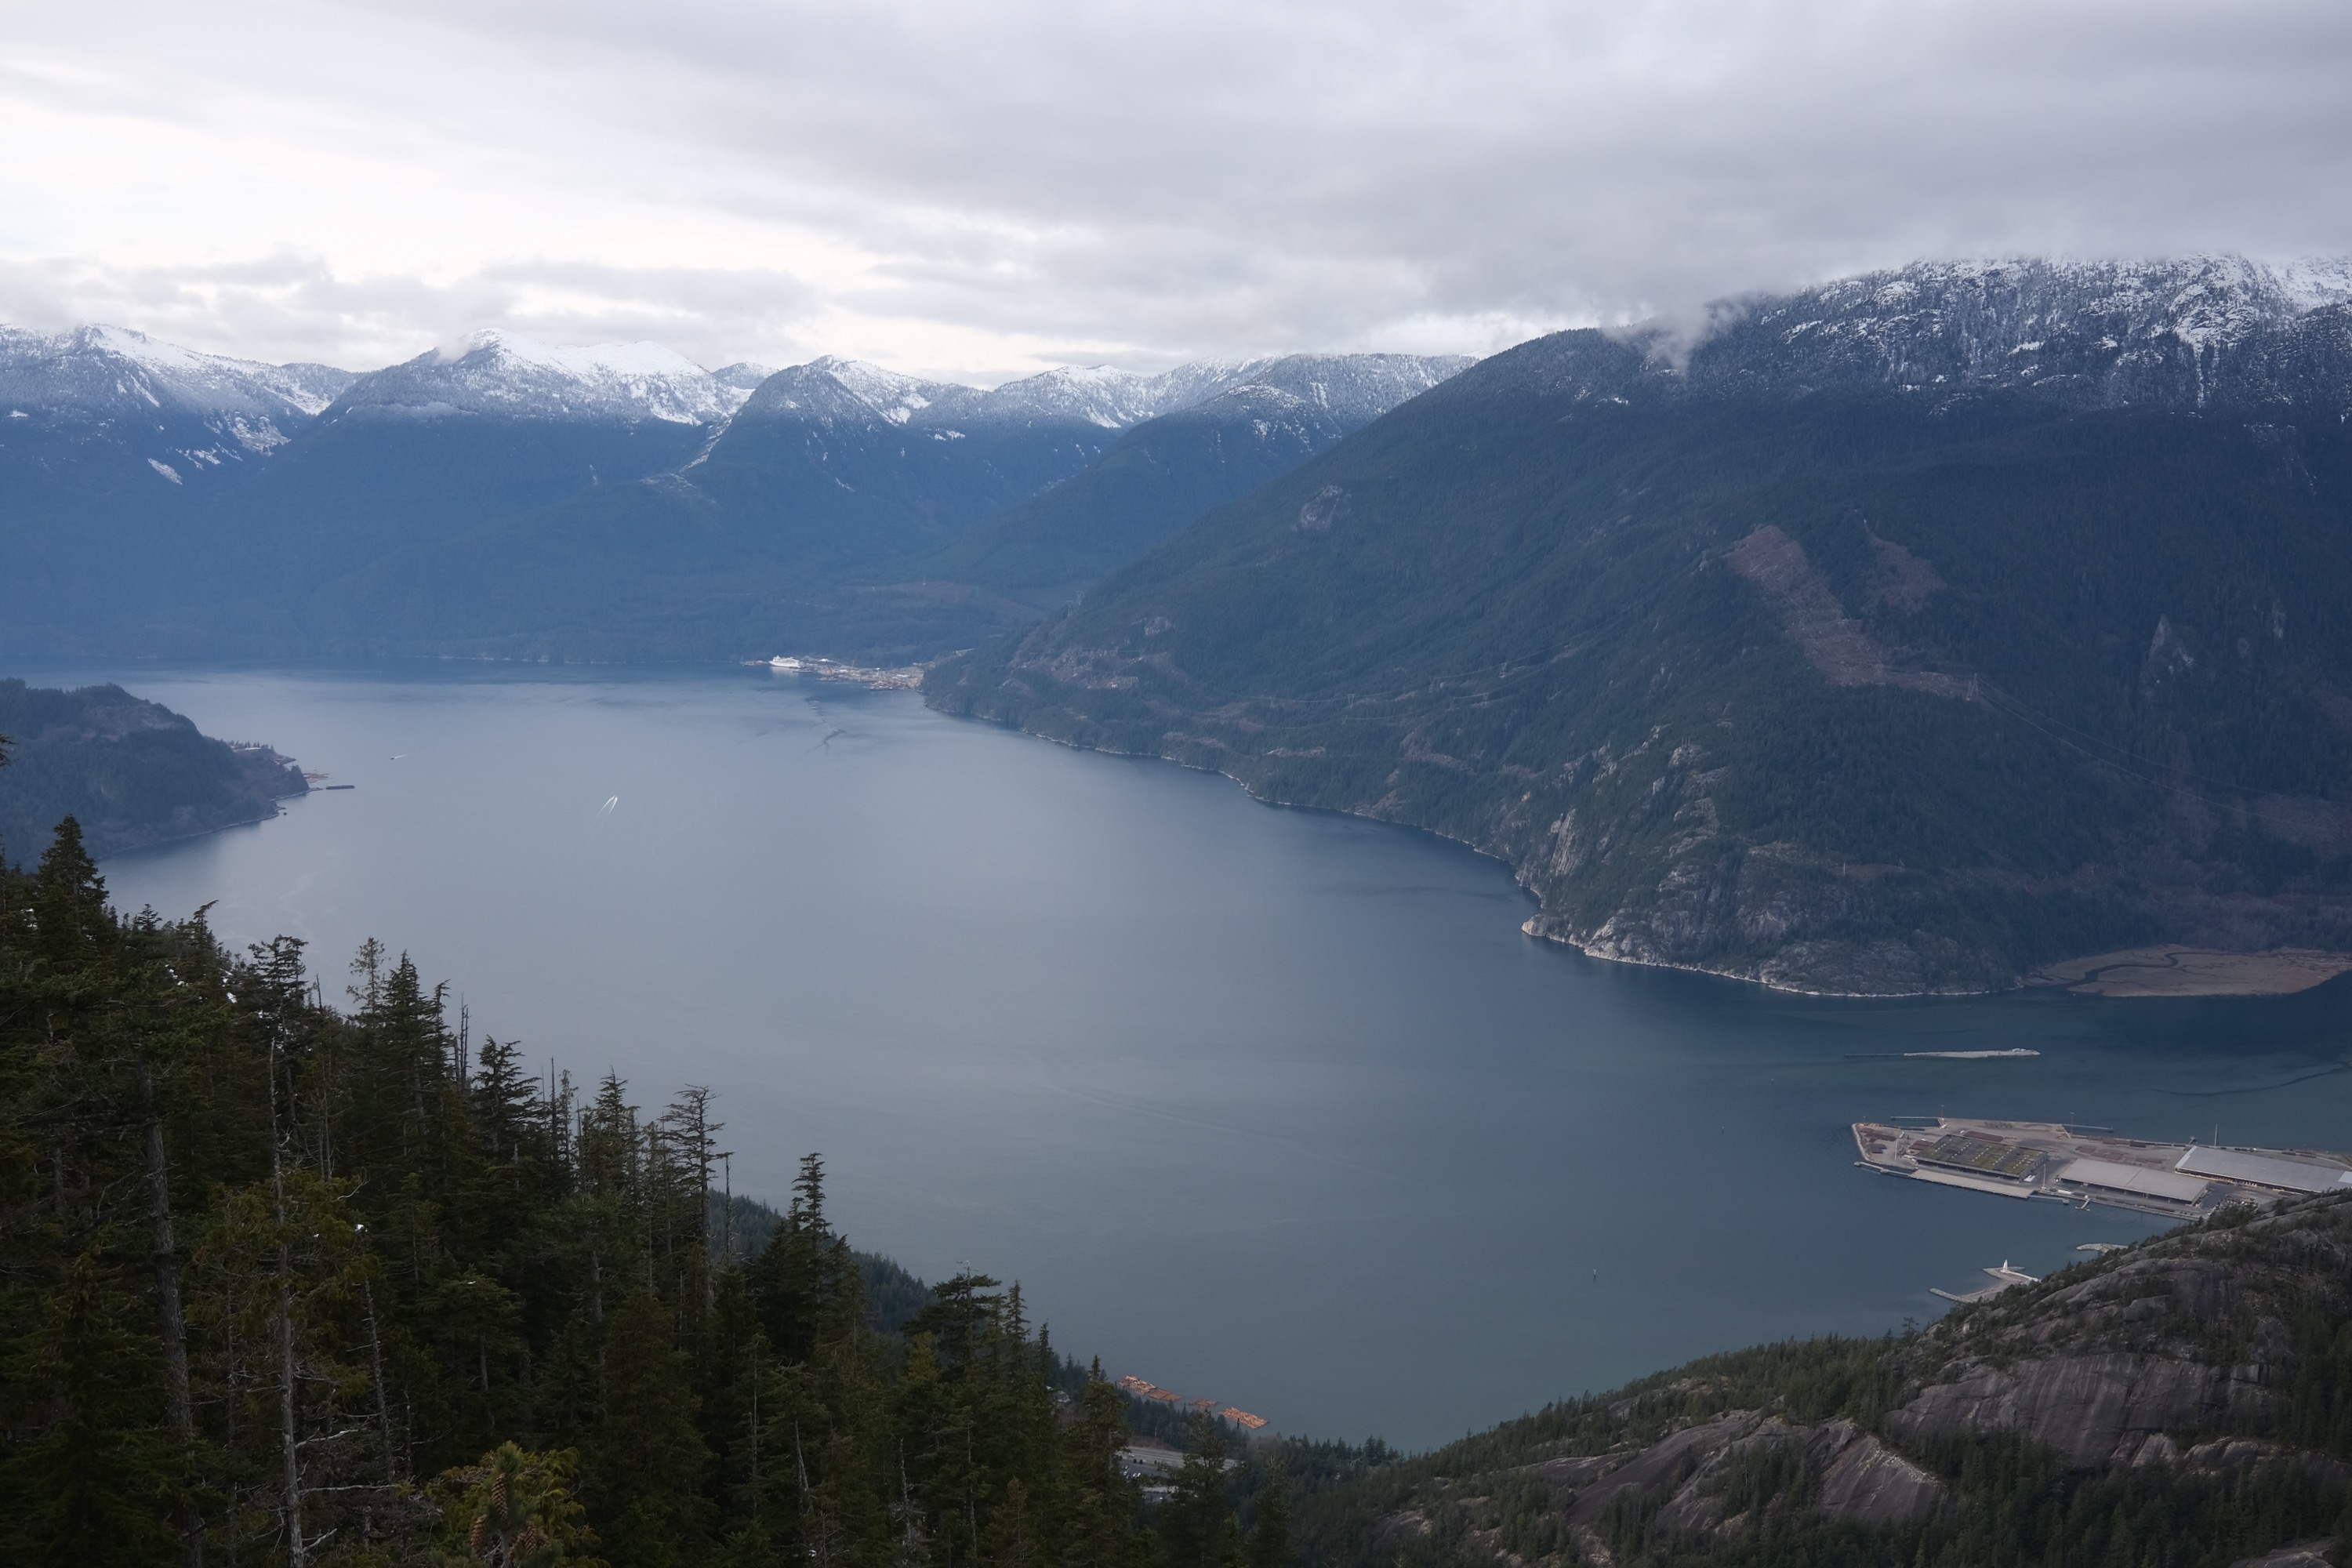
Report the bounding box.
[53,665,2352,1450]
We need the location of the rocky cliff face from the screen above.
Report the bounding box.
[1313,1196,2352,1568]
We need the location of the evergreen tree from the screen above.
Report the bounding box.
[591,1290,712,1566]
[0,1248,183,1567]
[29,815,111,975]
[1057,1364,1145,1568]
[1156,1419,1241,1568]
[1243,1461,1290,1568]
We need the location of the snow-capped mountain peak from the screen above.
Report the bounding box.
[1,324,355,423]
[738,357,959,426]
[330,329,742,424]
[1692,253,2352,408]
[1210,353,1475,423]
[809,356,944,423]
[0,322,358,477]
[967,365,1162,427]
[441,328,712,383]
[2276,256,2352,314]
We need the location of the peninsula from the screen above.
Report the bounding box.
[0,677,307,862]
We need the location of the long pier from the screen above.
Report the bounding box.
[1854,1117,2352,1218]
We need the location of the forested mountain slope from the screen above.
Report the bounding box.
[1287,1195,2352,1568]
[0,678,307,863]
[0,844,1200,1566]
[928,259,2352,994]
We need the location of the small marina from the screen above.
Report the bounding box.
[1856,1116,2352,1218]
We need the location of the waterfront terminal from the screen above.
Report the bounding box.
[1853,1116,2352,1218]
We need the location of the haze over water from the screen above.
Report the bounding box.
[60,666,2352,1450]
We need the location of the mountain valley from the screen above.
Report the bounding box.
[0,328,1468,662]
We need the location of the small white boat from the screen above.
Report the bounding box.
[1903,1048,2041,1060]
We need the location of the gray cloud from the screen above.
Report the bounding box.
[4,0,2348,377]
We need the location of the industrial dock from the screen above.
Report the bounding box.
[1854,1116,2352,1218]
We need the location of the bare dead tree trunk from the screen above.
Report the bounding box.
[590,1247,607,1398]
[746,1357,760,1520]
[140,1062,204,1566]
[363,1278,396,1485]
[276,1269,303,1568]
[140,1066,194,1432]
[267,1032,307,1568]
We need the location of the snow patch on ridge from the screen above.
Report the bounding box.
[337,330,746,424]
[0,321,359,473]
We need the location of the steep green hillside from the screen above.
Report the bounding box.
[928,332,2352,993]
[1282,1195,2352,1568]
[0,853,1220,1566]
[0,678,307,862]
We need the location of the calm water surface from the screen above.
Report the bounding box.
[52,665,2352,1450]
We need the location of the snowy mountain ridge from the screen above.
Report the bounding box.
[728,352,1481,438]
[737,354,1294,434]
[1196,352,1477,425]
[0,324,358,482]
[1757,255,2351,350]
[0,318,1462,451]
[1693,254,2352,406]
[0,324,353,432]
[329,329,754,425]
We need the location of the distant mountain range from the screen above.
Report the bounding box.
[0,325,1468,661]
[931,256,2352,994]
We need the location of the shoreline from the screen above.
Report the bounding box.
[2024,945,2352,998]
[942,701,2352,1004]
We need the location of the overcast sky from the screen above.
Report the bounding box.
[4,0,2349,381]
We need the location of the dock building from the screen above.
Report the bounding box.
[1853,1118,2352,1218]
